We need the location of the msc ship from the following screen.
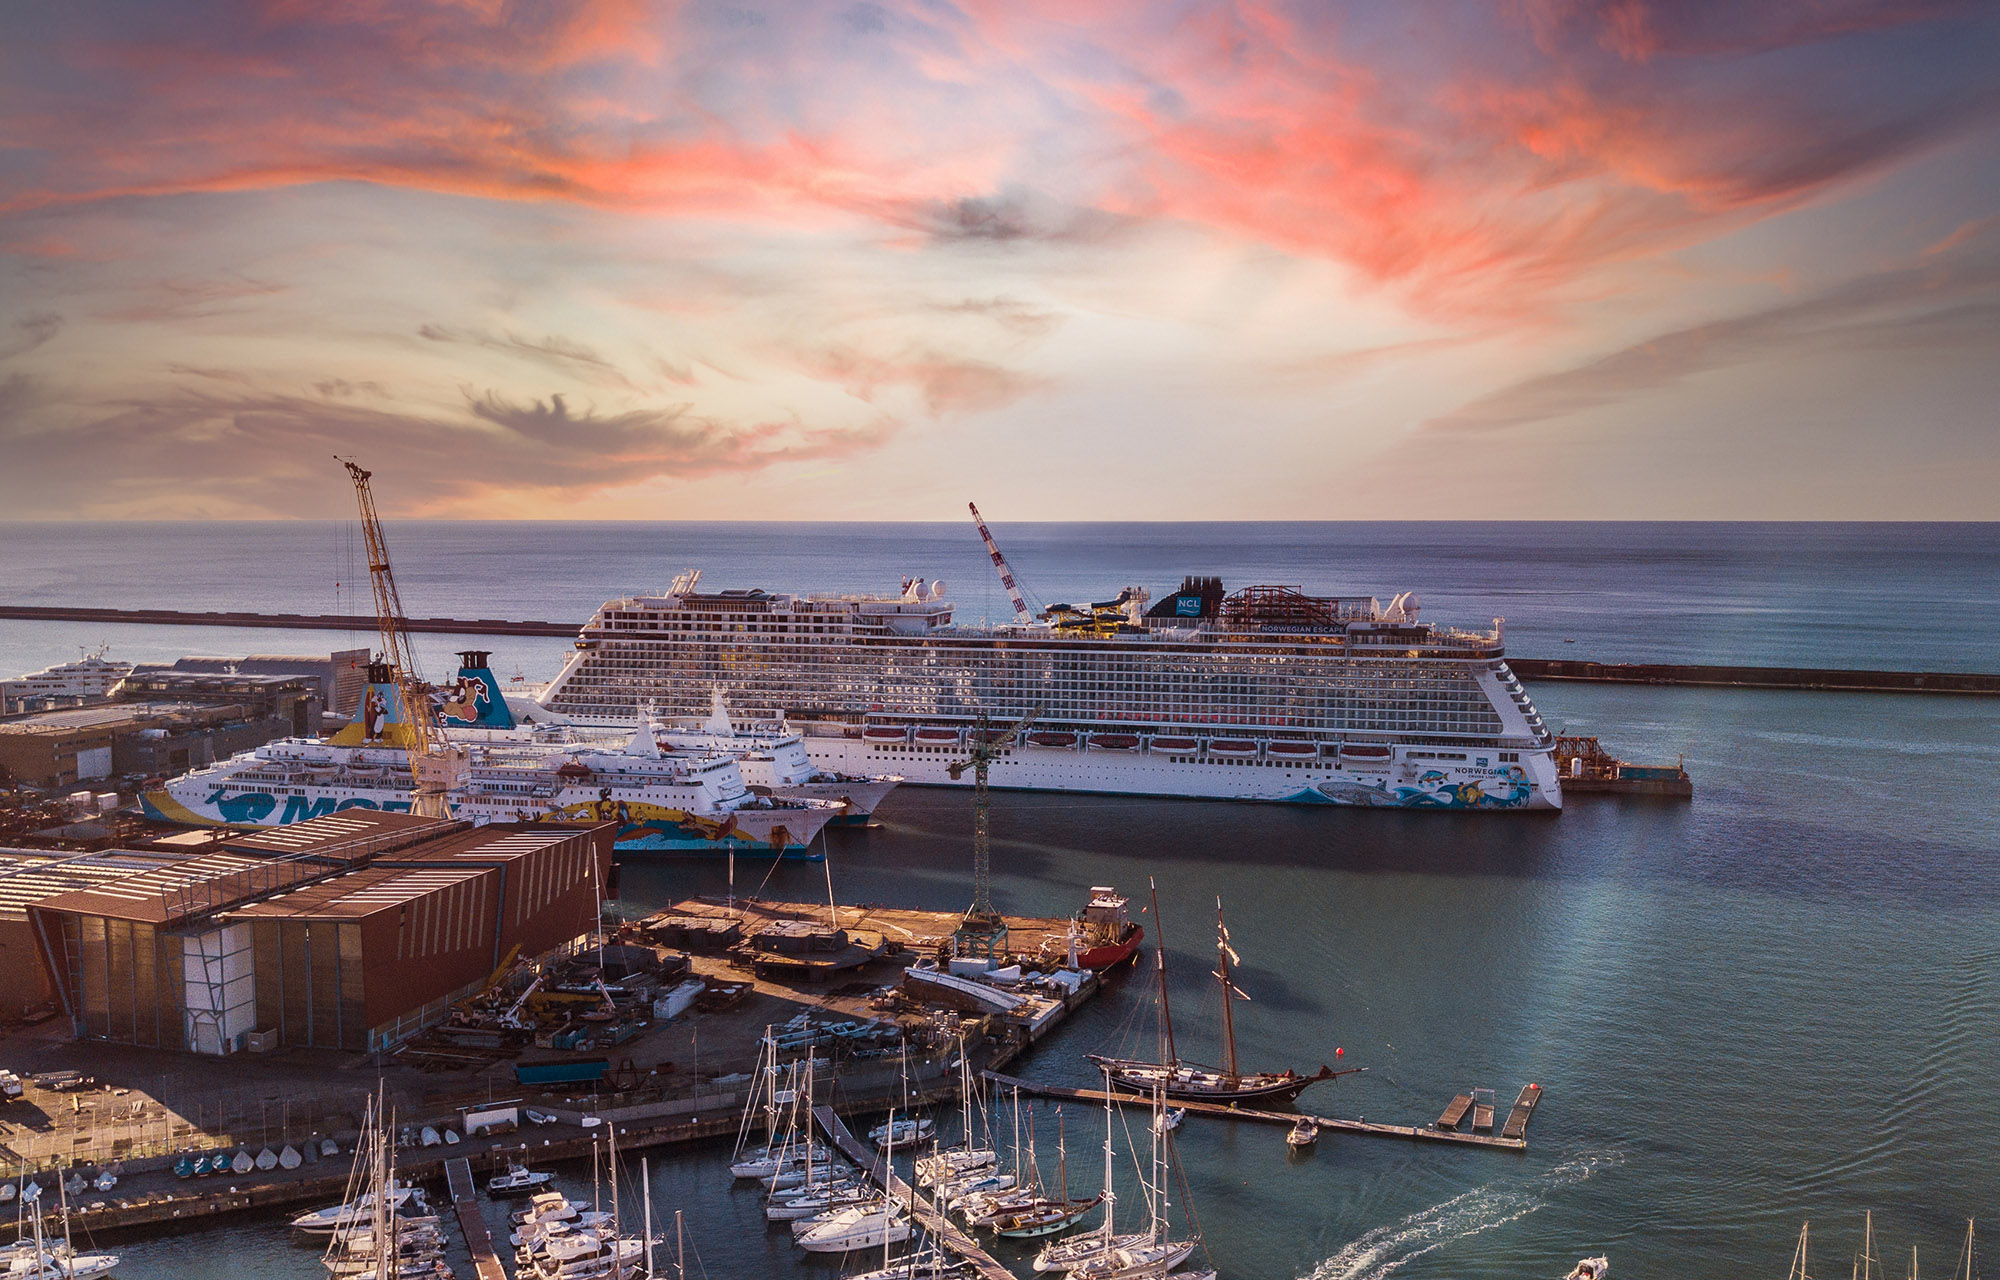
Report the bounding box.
[534,571,1562,811]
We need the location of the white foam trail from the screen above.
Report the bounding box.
[1303,1150,1625,1280]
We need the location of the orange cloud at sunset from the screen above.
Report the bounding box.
[2,0,1996,518]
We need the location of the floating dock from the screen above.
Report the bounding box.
[1553,735,1693,798]
[445,1157,507,1280]
[984,1071,1531,1152]
[813,1105,1014,1280]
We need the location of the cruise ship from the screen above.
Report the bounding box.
[534,571,1562,811]
[143,665,845,854]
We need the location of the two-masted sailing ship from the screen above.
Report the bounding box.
[1087,887,1345,1105]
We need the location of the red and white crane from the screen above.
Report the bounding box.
[969,501,1034,624]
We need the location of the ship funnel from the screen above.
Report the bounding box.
[440,651,515,730]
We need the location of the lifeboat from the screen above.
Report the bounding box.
[1088,733,1142,751]
[1207,739,1258,756]
[1267,741,1317,758]
[862,726,910,743]
[1339,743,1393,761]
[1027,731,1079,749]
[555,761,595,779]
[1149,735,1199,753]
[914,726,963,744]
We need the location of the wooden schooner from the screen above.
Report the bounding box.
[1086,884,1345,1105]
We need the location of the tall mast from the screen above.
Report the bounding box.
[642,1157,654,1280]
[1149,879,1177,1067]
[1100,1065,1116,1238]
[969,502,1033,624]
[1216,896,1240,1082]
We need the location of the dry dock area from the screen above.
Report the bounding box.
[985,1071,1536,1153]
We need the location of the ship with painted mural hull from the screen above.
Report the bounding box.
[143,665,840,857]
[531,541,1564,812]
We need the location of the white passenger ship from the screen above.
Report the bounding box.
[534,572,1562,811]
[144,664,844,853]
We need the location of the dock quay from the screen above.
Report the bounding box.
[984,1071,1533,1153]
[0,887,1120,1245]
[813,1104,1013,1280]
[445,1156,507,1280]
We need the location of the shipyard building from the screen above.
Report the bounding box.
[18,811,613,1054]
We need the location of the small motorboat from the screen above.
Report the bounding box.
[1154,1108,1185,1135]
[255,1147,278,1170]
[487,1163,556,1197]
[230,1149,254,1175]
[869,1116,934,1150]
[280,1144,303,1170]
[525,1109,557,1126]
[419,1126,441,1148]
[442,1129,461,1146]
[1286,1117,1319,1150]
[1565,1258,1610,1280]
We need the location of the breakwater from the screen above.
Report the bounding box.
[7,605,1997,694]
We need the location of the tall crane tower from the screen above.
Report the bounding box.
[337,457,465,819]
[946,704,1041,958]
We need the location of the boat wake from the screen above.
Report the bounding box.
[1303,1149,1625,1280]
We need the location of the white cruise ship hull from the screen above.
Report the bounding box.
[805,736,1561,810]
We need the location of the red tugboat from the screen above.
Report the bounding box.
[1075,886,1144,970]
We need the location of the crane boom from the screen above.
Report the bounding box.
[969,502,1033,624]
[338,457,462,819]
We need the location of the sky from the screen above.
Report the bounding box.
[1,0,1997,521]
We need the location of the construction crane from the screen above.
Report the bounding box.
[337,456,466,818]
[946,704,1042,957]
[969,502,1034,624]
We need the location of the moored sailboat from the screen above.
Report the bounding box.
[1086,885,1339,1105]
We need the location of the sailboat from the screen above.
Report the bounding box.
[993,1107,1104,1239]
[1067,1083,1203,1280]
[1087,886,1337,1105]
[1030,1067,1147,1273]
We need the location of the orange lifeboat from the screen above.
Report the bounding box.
[1267,741,1316,758]
[863,725,910,743]
[1088,733,1142,751]
[914,726,963,744]
[1027,731,1079,748]
[1149,735,1199,752]
[1207,739,1258,756]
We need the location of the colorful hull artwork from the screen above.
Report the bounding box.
[143,785,831,855]
[1301,765,1535,809]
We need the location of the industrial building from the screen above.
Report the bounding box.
[23,811,614,1054]
[124,649,369,718]
[0,672,322,790]
[0,846,198,1021]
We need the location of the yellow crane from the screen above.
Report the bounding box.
[337,456,465,819]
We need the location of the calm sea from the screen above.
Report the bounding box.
[5,521,1998,1279]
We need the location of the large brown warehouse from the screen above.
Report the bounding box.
[23,811,614,1054]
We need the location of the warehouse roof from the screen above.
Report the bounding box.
[374,821,608,866]
[227,861,491,921]
[0,847,197,921]
[220,810,458,863]
[25,849,292,924]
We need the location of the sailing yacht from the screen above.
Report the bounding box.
[1087,888,1337,1105]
